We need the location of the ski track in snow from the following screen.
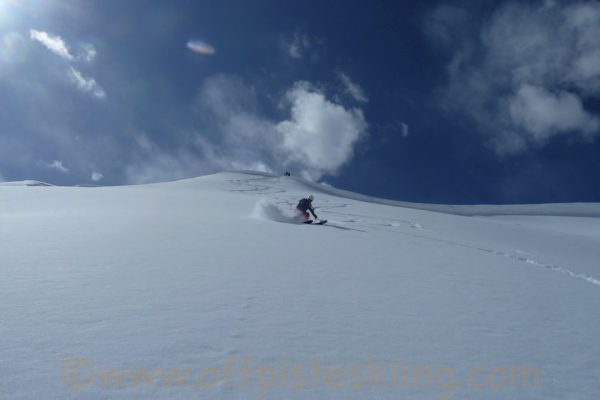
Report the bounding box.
[236,175,600,289]
[228,177,286,194]
[476,247,600,287]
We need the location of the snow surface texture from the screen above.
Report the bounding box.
[1,171,599,399]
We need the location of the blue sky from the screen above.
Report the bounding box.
[1,0,600,204]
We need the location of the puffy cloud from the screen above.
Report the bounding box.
[81,44,97,62]
[281,31,324,62]
[91,171,103,181]
[285,32,310,59]
[30,30,74,60]
[433,1,600,154]
[194,75,367,179]
[125,75,368,183]
[68,66,106,99]
[509,85,599,141]
[277,82,367,178]
[46,160,69,173]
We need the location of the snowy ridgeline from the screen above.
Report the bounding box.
[1,171,599,400]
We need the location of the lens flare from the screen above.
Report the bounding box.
[186,40,215,55]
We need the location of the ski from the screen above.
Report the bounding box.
[302,219,327,225]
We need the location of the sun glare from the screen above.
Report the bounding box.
[0,0,18,25]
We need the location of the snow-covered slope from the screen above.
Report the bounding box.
[1,171,599,399]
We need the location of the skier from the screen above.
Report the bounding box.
[296,195,318,222]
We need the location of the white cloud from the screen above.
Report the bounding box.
[125,75,368,183]
[47,160,69,173]
[91,171,103,181]
[337,72,368,103]
[68,66,106,99]
[286,32,310,59]
[277,82,367,179]
[81,44,97,62]
[29,30,104,99]
[282,32,324,62]
[509,85,599,141]
[30,30,74,60]
[125,133,215,184]
[400,122,409,138]
[434,1,600,154]
[196,75,367,179]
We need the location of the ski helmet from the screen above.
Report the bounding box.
[307,195,314,201]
